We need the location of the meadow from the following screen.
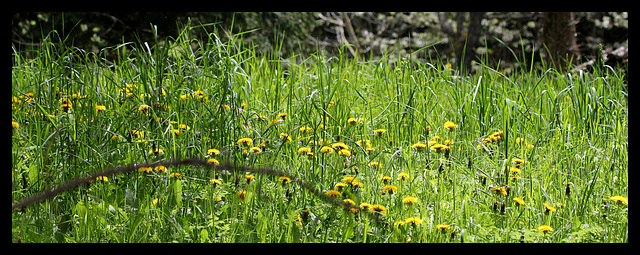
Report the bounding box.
[11,25,628,243]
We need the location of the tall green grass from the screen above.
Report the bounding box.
[12,23,627,243]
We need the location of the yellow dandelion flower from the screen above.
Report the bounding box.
[154,165,167,173]
[370,204,387,214]
[543,203,556,213]
[95,176,108,182]
[331,142,349,151]
[338,149,351,157]
[402,196,418,205]
[249,147,262,153]
[382,185,398,195]
[279,176,292,184]
[95,105,106,111]
[138,167,152,173]
[280,133,292,143]
[277,112,288,120]
[374,129,387,136]
[334,182,347,191]
[207,158,220,165]
[412,141,427,152]
[298,147,312,154]
[152,198,161,206]
[359,203,373,211]
[430,143,448,153]
[538,225,553,233]
[609,196,628,206]
[404,217,424,225]
[299,126,312,133]
[436,224,451,232]
[369,161,381,168]
[207,148,220,156]
[326,190,342,198]
[12,121,19,129]
[320,146,335,154]
[236,137,253,146]
[169,172,182,178]
[513,197,525,206]
[210,179,222,185]
[347,117,358,126]
[443,121,458,131]
[398,172,410,181]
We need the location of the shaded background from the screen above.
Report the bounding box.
[12,12,628,73]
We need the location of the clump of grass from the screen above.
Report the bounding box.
[12,22,627,243]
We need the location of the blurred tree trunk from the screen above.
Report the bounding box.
[542,12,581,71]
[438,12,485,74]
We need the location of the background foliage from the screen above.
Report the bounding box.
[12,12,628,72]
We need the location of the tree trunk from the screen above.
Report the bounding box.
[438,12,485,74]
[542,12,581,71]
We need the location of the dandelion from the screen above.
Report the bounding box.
[154,165,167,173]
[207,158,220,165]
[207,148,220,156]
[512,158,525,165]
[380,175,392,183]
[370,204,387,214]
[331,142,349,151]
[249,147,262,153]
[412,141,427,152]
[436,224,451,232]
[334,182,347,191]
[152,198,161,206]
[369,161,381,168]
[137,104,151,114]
[374,129,387,136]
[490,186,508,196]
[245,174,255,184]
[609,196,628,206]
[138,167,152,173]
[430,143,448,153]
[95,176,108,182]
[326,190,342,198]
[12,121,19,130]
[513,197,525,206]
[236,137,253,147]
[298,147,312,155]
[277,112,288,120]
[210,179,222,185]
[169,173,182,178]
[278,176,292,184]
[238,190,246,202]
[280,133,292,143]
[60,103,72,112]
[342,199,357,210]
[320,146,335,154]
[443,121,458,131]
[342,176,355,185]
[359,203,373,211]
[338,149,351,157]
[543,203,556,213]
[299,126,312,134]
[402,196,418,205]
[382,185,397,195]
[95,105,106,111]
[404,217,424,226]
[148,148,164,155]
[538,225,553,233]
[347,117,358,126]
[398,172,410,181]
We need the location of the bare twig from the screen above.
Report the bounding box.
[11,158,361,212]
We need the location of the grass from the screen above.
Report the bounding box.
[11,23,628,243]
